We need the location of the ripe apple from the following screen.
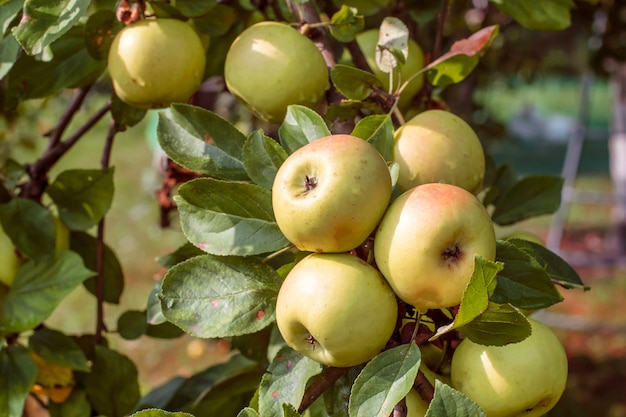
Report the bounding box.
[224,21,329,124]
[373,183,496,312]
[272,134,392,253]
[356,29,425,110]
[393,110,486,194]
[108,18,206,109]
[0,223,20,287]
[275,253,398,367]
[450,318,568,417]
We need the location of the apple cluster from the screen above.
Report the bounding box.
[271,110,568,416]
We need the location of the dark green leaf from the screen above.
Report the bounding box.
[110,94,147,131]
[160,254,282,338]
[352,114,394,160]
[349,343,421,417]
[12,0,90,55]
[47,168,114,231]
[84,9,122,60]
[278,105,331,154]
[237,408,260,417]
[83,346,141,417]
[157,242,205,269]
[492,240,564,309]
[329,5,364,42]
[136,377,186,411]
[147,280,167,325]
[174,0,217,17]
[460,304,531,346]
[117,310,148,340]
[147,2,186,19]
[175,178,289,256]
[425,380,486,417]
[0,197,55,260]
[0,344,37,417]
[28,327,90,372]
[330,64,383,101]
[491,175,563,225]
[145,321,185,339]
[0,0,23,38]
[70,231,124,304]
[489,0,574,30]
[482,163,517,207]
[0,251,94,333]
[259,347,322,417]
[191,5,237,37]
[48,389,91,417]
[157,104,248,180]
[242,130,288,190]
[130,409,195,417]
[323,368,360,417]
[0,32,20,79]
[231,325,273,366]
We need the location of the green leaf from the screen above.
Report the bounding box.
[460,304,532,346]
[0,197,55,260]
[489,0,574,30]
[431,257,503,340]
[83,346,141,417]
[0,251,94,333]
[375,17,409,74]
[191,5,237,37]
[259,347,322,417]
[157,104,248,180]
[425,380,486,417]
[491,175,563,225]
[0,344,37,417]
[145,320,185,339]
[506,238,589,290]
[329,5,364,42]
[157,242,205,269]
[160,254,282,338]
[349,343,421,417]
[323,368,359,417]
[110,94,147,132]
[242,130,288,190]
[231,325,273,366]
[12,0,90,55]
[0,0,23,37]
[130,409,195,417]
[426,25,499,87]
[174,0,217,17]
[0,32,20,79]
[47,168,114,231]
[282,403,302,417]
[352,114,394,161]
[28,327,90,372]
[278,105,331,154]
[492,240,564,309]
[237,408,260,417]
[48,389,91,417]
[70,231,124,304]
[330,64,383,101]
[175,178,289,256]
[84,9,122,60]
[117,310,148,340]
[482,163,517,207]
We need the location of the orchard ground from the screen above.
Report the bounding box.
[5,83,625,416]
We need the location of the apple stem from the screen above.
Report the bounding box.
[414,370,435,403]
[260,244,295,264]
[392,397,408,417]
[298,366,349,414]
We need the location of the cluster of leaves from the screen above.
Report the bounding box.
[0,1,589,417]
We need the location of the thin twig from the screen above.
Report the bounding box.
[46,86,92,148]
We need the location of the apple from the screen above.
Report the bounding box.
[404,389,429,417]
[108,18,206,109]
[275,253,398,367]
[393,110,486,194]
[224,21,329,124]
[272,134,392,253]
[373,183,496,312]
[450,318,568,417]
[356,29,425,110]
[0,223,20,287]
[54,216,70,253]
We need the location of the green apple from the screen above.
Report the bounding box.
[54,216,70,253]
[451,318,568,417]
[108,18,206,109]
[224,21,329,124]
[404,389,429,417]
[393,110,486,194]
[272,134,392,253]
[275,253,398,367]
[374,183,496,312]
[0,223,20,287]
[356,29,425,110]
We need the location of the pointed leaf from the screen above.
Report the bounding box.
[174,0,218,17]
[259,347,322,417]
[0,197,55,260]
[237,408,260,417]
[175,178,289,256]
[278,105,331,154]
[330,64,383,101]
[83,346,141,417]
[352,114,394,160]
[130,410,195,417]
[425,380,486,417]
[0,33,20,79]
[157,242,205,269]
[28,327,90,372]
[157,104,248,180]
[160,254,282,338]
[375,17,409,74]
[283,403,302,417]
[329,5,364,42]
[489,0,574,30]
[459,304,531,346]
[47,168,114,231]
[491,175,563,225]
[242,130,288,190]
[117,310,148,340]
[0,344,37,417]
[12,0,90,55]
[0,251,94,333]
[349,343,421,417]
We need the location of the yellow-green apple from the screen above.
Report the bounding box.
[108,18,206,108]
[393,110,486,194]
[451,318,568,417]
[224,21,329,124]
[0,223,20,287]
[275,253,398,367]
[374,183,496,312]
[356,29,425,110]
[404,389,429,417]
[54,216,70,253]
[272,134,392,253]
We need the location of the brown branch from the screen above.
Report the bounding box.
[45,86,92,148]
[392,397,407,417]
[413,370,435,403]
[298,366,349,414]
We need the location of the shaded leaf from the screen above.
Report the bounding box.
[174,0,217,17]
[425,380,486,417]
[110,94,147,131]
[130,409,195,417]
[0,197,55,260]
[0,344,37,417]
[330,64,383,101]
[242,130,288,190]
[329,5,364,42]
[157,242,205,269]
[117,310,148,340]
[28,327,90,372]
[491,175,563,225]
[489,0,574,30]
[352,114,394,160]
[0,32,20,79]
[0,0,23,37]
[278,105,331,154]
[191,5,237,37]
[48,388,91,417]
[459,304,531,346]
[84,9,122,60]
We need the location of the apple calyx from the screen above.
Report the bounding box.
[441,242,463,265]
[304,175,318,193]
